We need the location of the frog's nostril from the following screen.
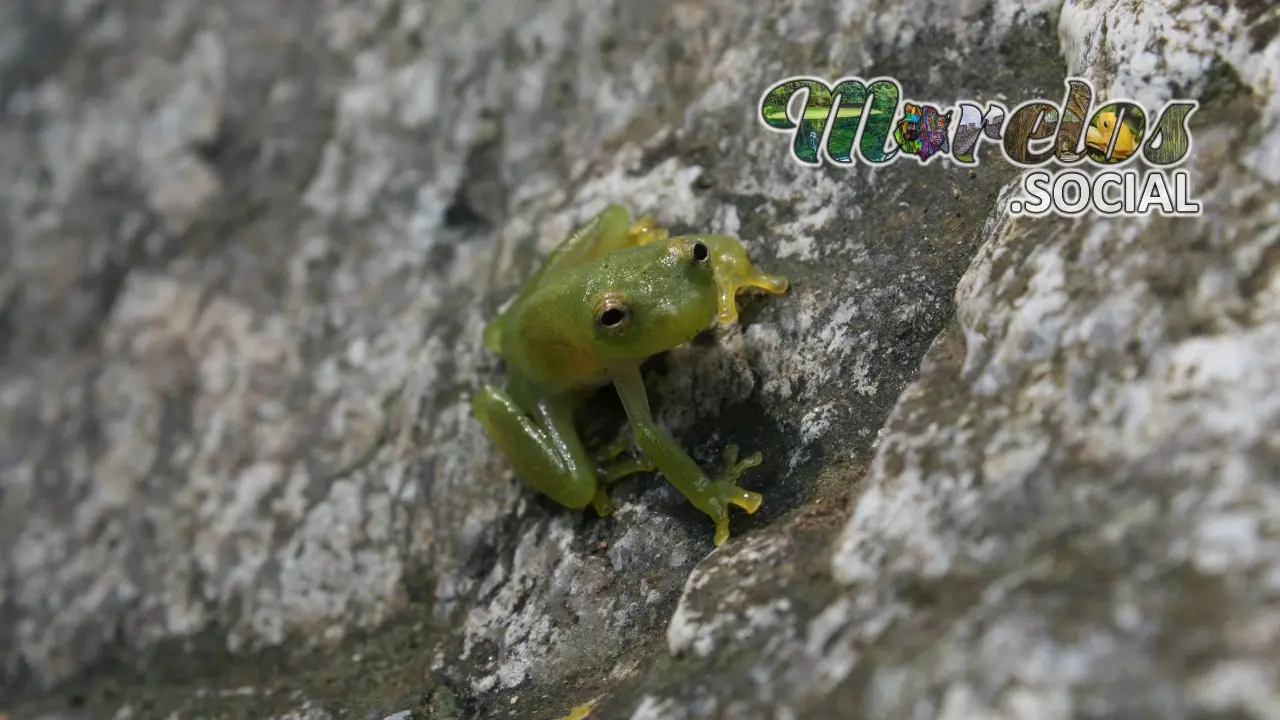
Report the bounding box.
[692,242,709,263]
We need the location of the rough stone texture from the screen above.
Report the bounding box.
[1,0,1276,718]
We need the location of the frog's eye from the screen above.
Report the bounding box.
[594,296,633,333]
[691,241,709,265]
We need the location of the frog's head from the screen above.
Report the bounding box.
[585,235,788,361]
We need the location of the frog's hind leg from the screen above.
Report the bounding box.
[531,206,633,284]
[550,205,672,267]
[624,214,669,247]
[473,385,622,518]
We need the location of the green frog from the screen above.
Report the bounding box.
[473,205,788,545]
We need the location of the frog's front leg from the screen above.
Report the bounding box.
[696,234,790,325]
[610,365,763,546]
[472,385,613,515]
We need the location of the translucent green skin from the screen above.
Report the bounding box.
[473,205,788,546]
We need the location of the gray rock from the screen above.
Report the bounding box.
[0,0,1275,718]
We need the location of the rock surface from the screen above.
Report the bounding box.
[1,0,1276,718]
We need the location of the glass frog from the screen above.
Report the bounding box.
[473,205,788,546]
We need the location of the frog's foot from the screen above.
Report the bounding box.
[594,428,656,482]
[696,235,789,325]
[600,456,656,484]
[704,444,764,546]
[590,487,615,517]
[627,215,670,246]
[594,430,634,464]
[590,454,656,516]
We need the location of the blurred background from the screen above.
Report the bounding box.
[1,0,1278,718]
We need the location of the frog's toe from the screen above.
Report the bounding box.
[591,488,616,517]
[595,430,633,463]
[716,483,763,515]
[713,521,731,548]
[704,446,765,545]
[720,444,763,481]
[743,271,790,295]
[600,456,656,484]
[715,271,790,325]
[694,235,790,322]
[627,216,669,245]
[709,486,763,546]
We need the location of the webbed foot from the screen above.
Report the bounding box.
[704,444,764,546]
[686,235,789,325]
[627,216,670,245]
[589,430,656,517]
[594,430,634,463]
[590,457,657,516]
[590,487,615,517]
